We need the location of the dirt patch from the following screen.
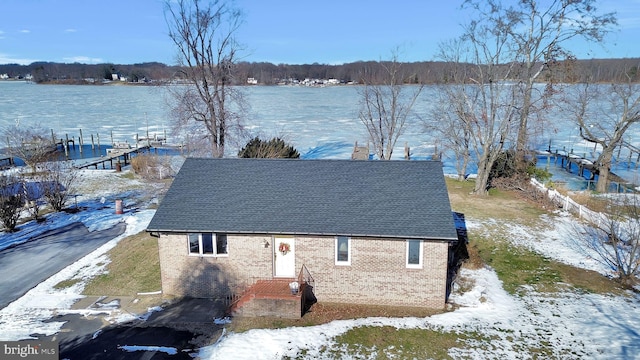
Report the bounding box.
[228,302,447,333]
[446,178,547,222]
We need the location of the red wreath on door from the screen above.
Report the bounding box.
[279,242,290,255]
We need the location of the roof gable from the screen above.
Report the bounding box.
[147,158,457,240]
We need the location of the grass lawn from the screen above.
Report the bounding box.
[308,178,627,358]
[79,176,628,357]
[81,231,161,296]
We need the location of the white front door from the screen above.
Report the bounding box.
[274,236,296,277]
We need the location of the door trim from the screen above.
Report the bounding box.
[273,236,296,278]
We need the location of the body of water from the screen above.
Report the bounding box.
[1,81,638,188]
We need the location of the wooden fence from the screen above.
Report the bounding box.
[530,178,609,229]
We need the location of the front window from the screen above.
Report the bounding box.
[335,236,351,265]
[406,239,423,269]
[188,233,228,256]
[188,233,199,253]
[216,234,228,254]
[201,233,214,254]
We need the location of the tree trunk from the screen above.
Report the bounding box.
[515,86,533,169]
[596,167,610,193]
[596,150,613,192]
[473,152,491,195]
[218,120,225,158]
[474,167,490,195]
[457,156,470,181]
[619,274,638,288]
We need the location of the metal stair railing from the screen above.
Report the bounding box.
[297,264,315,290]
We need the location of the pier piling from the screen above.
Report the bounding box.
[79,129,83,154]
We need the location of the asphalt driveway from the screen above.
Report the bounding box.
[0,221,126,309]
[46,297,225,359]
[1,218,224,358]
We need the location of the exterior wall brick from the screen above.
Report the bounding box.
[158,233,450,308]
[158,233,274,298]
[298,236,449,308]
[237,298,301,319]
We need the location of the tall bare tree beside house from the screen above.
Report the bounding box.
[165,0,246,158]
[426,92,473,181]
[358,51,424,160]
[562,78,640,193]
[426,39,473,181]
[462,0,617,170]
[434,18,520,195]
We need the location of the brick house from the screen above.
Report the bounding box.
[146,158,458,318]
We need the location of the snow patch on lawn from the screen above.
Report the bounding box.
[201,266,640,359]
[118,345,178,355]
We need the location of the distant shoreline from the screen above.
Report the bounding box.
[2,57,640,85]
[0,79,154,86]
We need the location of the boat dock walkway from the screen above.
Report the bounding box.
[75,145,151,170]
[537,146,639,192]
[537,149,600,179]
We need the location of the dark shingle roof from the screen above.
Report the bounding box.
[146,158,457,241]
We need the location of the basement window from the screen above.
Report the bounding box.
[188,233,228,257]
[335,236,351,265]
[406,239,423,269]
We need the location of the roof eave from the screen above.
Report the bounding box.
[146,228,457,241]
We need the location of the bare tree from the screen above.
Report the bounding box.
[426,40,473,181]
[3,123,56,174]
[575,196,640,287]
[39,161,80,212]
[563,79,640,192]
[165,0,246,158]
[434,21,519,195]
[358,51,424,160]
[0,175,23,231]
[462,0,616,169]
[426,96,472,181]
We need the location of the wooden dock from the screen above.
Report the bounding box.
[76,145,151,170]
[537,149,600,179]
[537,148,638,192]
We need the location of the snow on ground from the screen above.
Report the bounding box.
[200,210,640,358]
[1,165,639,359]
[119,345,178,355]
[0,169,153,251]
[0,166,159,340]
[466,211,614,278]
[201,270,640,360]
[0,208,155,340]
